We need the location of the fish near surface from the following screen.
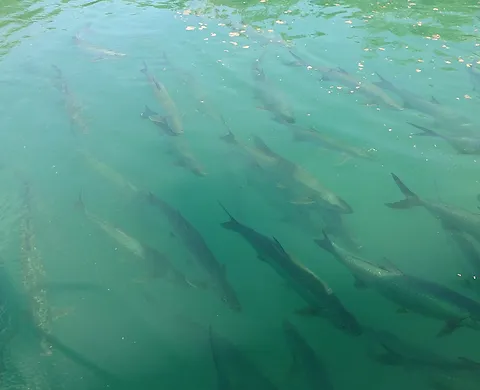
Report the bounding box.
[140,61,183,135]
[218,203,362,335]
[467,64,480,91]
[409,122,480,155]
[252,52,296,124]
[315,231,480,336]
[449,231,480,293]
[147,192,241,311]
[252,135,353,213]
[283,320,334,390]
[386,173,480,244]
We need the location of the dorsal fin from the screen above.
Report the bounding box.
[431,96,440,104]
[272,236,287,255]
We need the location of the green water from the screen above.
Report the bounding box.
[1,0,480,389]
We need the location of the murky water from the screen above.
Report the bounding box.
[1,0,480,389]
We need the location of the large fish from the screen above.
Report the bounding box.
[252,52,295,124]
[315,232,480,335]
[449,231,480,293]
[467,64,480,91]
[73,34,126,61]
[76,195,191,286]
[147,192,241,311]
[287,50,403,110]
[253,136,353,213]
[140,61,183,135]
[375,73,472,129]
[386,173,480,244]
[218,203,362,335]
[52,65,88,134]
[288,124,377,161]
[209,325,279,390]
[364,327,480,371]
[283,320,334,390]
[141,106,206,176]
[409,122,480,154]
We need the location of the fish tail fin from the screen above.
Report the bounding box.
[140,60,148,74]
[218,201,240,230]
[74,191,85,212]
[220,130,237,145]
[141,105,158,119]
[252,135,277,158]
[408,122,440,137]
[385,173,422,209]
[314,230,335,255]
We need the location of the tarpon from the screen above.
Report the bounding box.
[147,192,241,311]
[409,122,480,154]
[283,320,334,390]
[209,325,280,390]
[364,327,480,371]
[467,64,480,91]
[316,231,480,335]
[253,135,353,213]
[252,52,296,124]
[375,72,472,128]
[52,65,88,134]
[73,34,126,61]
[218,203,362,335]
[288,124,377,161]
[287,50,403,110]
[76,194,191,286]
[386,173,480,244]
[449,231,480,293]
[140,61,183,135]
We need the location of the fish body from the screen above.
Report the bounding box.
[467,64,480,91]
[316,232,480,335]
[450,231,480,291]
[252,55,295,124]
[219,204,362,335]
[141,62,183,135]
[283,320,334,390]
[290,125,376,160]
[409,122,480,154]
[74,35,126,59]
[147,193,240,311]
[386,173,480,244]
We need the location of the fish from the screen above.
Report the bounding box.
[283,320,334,390]
[209,325,280,390]
[218,203,362,335]
[76,194,191,286]
[449,231,480,293]
[287,50,403,110]
[409,122,480,154]
[140,105,206,176]
[427,368,480,390]
[73,34,126,61]
[363,327,480,371]
[252,52,295,124]
[253,135,353,213]
[147,192,241,311]
[375,72,471,128]
[52,65,88,134]
[385,173,480,244]
[467,64,480,91]
[289,124,377,161]
[315,231,480,335]
[140,61,183,135]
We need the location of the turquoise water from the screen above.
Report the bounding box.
[1,0,480,389]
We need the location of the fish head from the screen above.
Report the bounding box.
[222,291,242,312]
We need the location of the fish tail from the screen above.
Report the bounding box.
[218,201,240,230]
[385,173,422,209]
[74,190,86,212]
[141,105,158,119]
[140,60,148,74]
[408,122,440,137]
[314,230,336,255]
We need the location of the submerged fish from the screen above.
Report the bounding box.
[76,195,190,286]
[427,368,480,390]
[52,65,88,134]
[218,203,362,335]
[209,325,279,390]
[386,173,480,244]
[283,320,334,390]
[73,35,126,61]
[316,231,480,335]
[467,64,480,91]
[287,50,403,110]
[409,122,480,154]
[364,327,480,371]
[253,136,353,213]
[140,61,183,135]
[449,231,480,293]
[252,52,295,124]
[375,73,471,128]
[147,192,241,311]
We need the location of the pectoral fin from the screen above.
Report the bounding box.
[437,319,462,337]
